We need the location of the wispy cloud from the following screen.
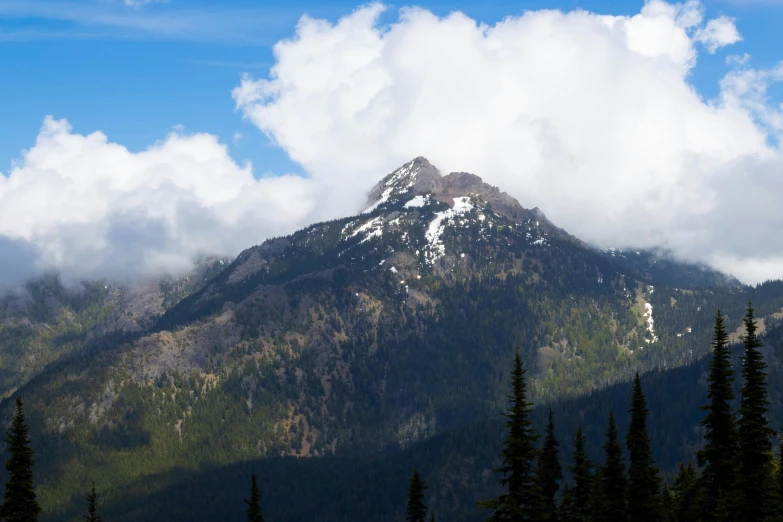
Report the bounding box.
[0,0,299,44]
[122,0,170,8]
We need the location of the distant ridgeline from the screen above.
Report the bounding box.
[1,158,783,520]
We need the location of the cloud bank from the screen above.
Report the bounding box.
[3,0,783,286]
[234,0,783,284]
[0,118,318,284]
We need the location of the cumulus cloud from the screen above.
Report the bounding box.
[0,118,320,285]
[3,0,782,286]
[694,16,741,52]
[233,0,783,284]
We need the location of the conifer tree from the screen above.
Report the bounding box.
[567,426,592,521]
[0,397,41,522]
[778,434,783,518]
[479,348,540,520]
[588,467,604,522]
[661,483,675,522]
[83,482,101,522]
[598,411,627,522]
[429,512,436,522]
[558,483,576,522]
[537,408,562,522]
[697,310,738,520]
[244,473,264,522]
[626,372,660,522]
[738,303,775,522]
[406,469,428,522]
[672,462,699,522]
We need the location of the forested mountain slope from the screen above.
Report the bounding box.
[0,157,781,520]
[46,316,783,522]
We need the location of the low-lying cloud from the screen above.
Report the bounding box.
[0,118,320,285]
[3,0,783,286]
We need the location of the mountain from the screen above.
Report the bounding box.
[0,257,229,400]
[1,157,781,520]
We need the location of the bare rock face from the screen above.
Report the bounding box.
[363,157,560,233]
[364,157,443,211]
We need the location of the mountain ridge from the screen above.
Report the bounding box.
[0,157,775,521]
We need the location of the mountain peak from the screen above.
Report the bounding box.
[363,158,555,230]
[363,157,442,213]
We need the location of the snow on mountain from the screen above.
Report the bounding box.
[404,195,429,208]
[424,196,474,264]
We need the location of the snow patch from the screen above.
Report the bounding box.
[424,197,473,264]
[363,161,421,213]
[642,302,659,344]
[404,195,428,208]
[350,217,383,244]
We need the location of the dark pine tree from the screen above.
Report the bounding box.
[429,512,436,522]
[479,348,540,520]
[558,483,576,522]
[244,473,264,522]
[626,372,660,522]
[83,482,101,522]
[537,408,562,522]
[737,303,775,522]
[697,310,739,521]
[672,462,699,522]
[778,432,783,519]
[661,483,675,522]
[598,411,627,522]
[567,426,592,522]
[406,469,428,522]
[0,397,41,522]
[588,467,604,522]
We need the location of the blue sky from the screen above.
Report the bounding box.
[1,0,781,176]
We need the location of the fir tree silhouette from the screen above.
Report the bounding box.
[598,411,627,522]
[83,482,101,522]
[244,473,264,522]
[626,372,660,522]
[406,469,428,522]
[479,348,540,520]
[567,426,592,521]
[0,397,41,522]
[697,310,739,520]
[536,408,562,522]
[737,303,775,522]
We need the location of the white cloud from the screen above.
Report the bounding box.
[694,16,741,53]
[3,0,782,286]
[0,118,322,285]
[234,1,783,284]
[727,52,751,66]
